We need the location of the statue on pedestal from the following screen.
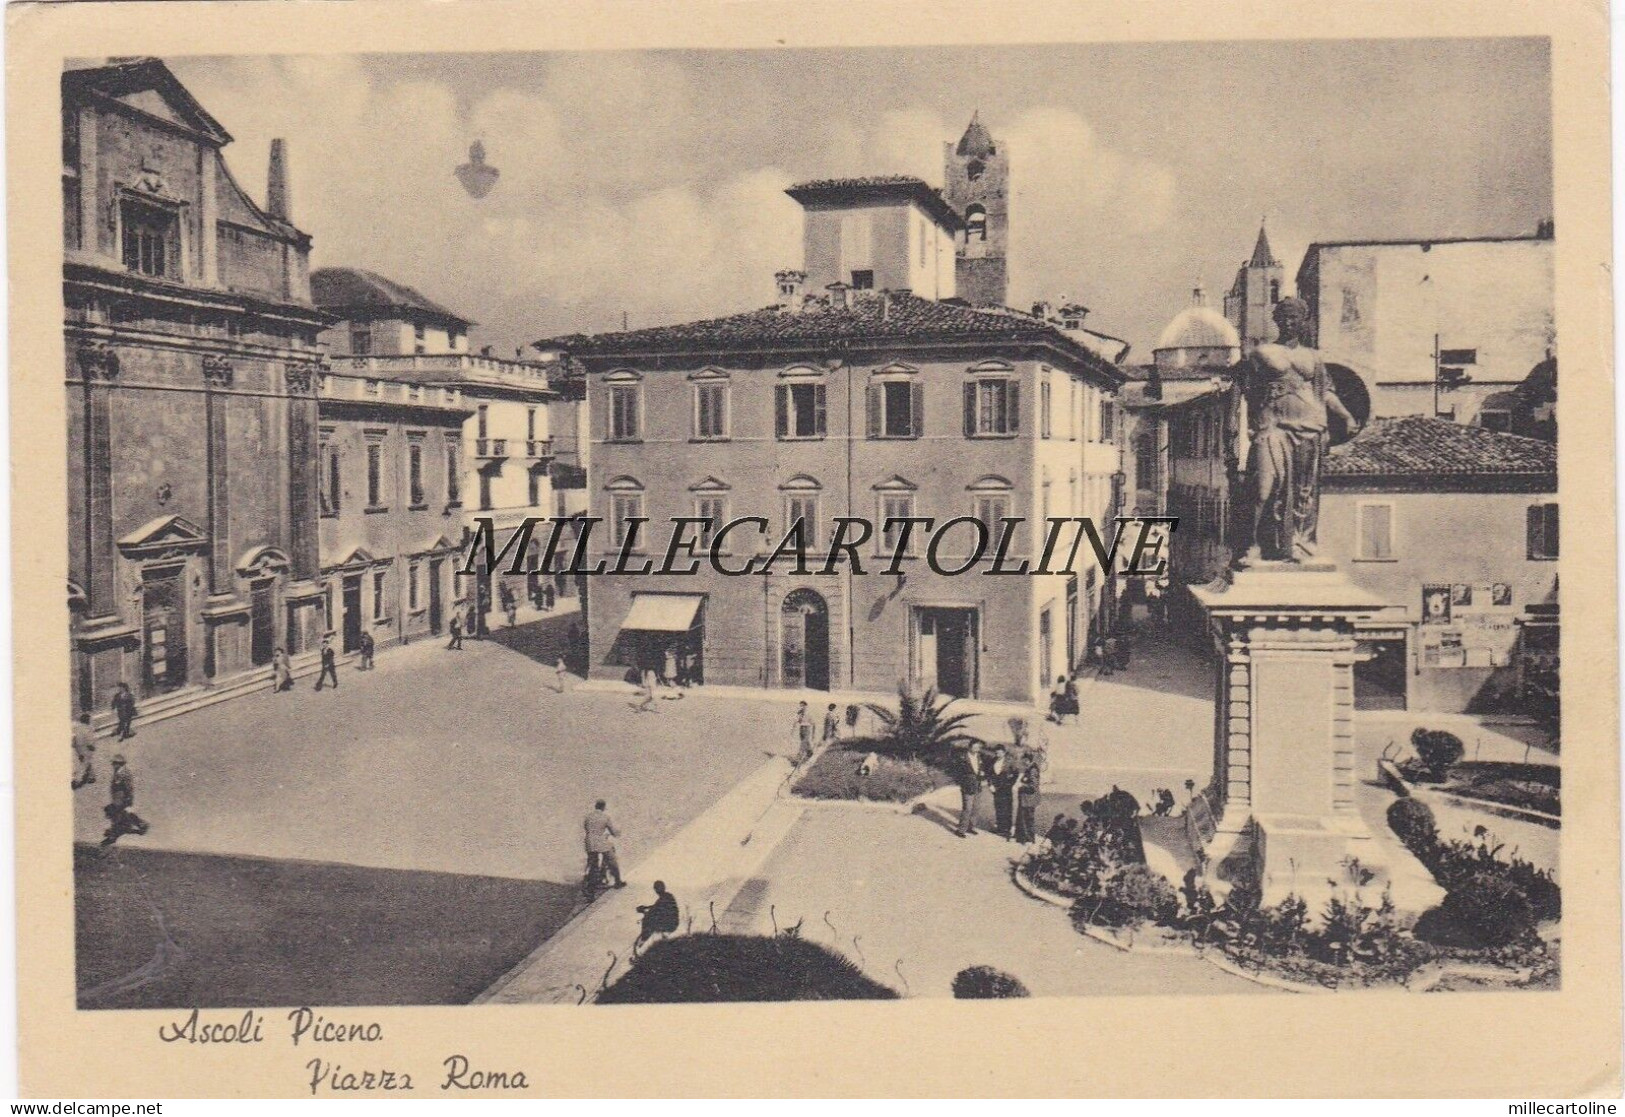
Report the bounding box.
[1233,297,1364,565]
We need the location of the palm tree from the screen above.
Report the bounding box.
[865,682,981,759]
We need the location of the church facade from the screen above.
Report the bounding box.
[64,59,330,722]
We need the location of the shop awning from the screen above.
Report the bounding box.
[620,593,704,633]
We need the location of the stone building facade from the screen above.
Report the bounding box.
[549,177,1126,703]
[64,58,330,720]
[316,373,471,654]
[1320,416,1559,714]
[312,267,558,625]
[1295,229,1556,426]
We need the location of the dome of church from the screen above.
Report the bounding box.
[1156,304,1240,352]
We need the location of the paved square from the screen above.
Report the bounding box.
[74,618,784,883]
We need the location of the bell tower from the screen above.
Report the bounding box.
[943,112,1008,307]
[1224,219,1285,353]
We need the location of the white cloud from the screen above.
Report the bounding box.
[176,59,1171,348]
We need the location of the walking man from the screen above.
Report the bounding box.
[314,637,339,690]
[552,657,571,694]
[822,703,841,745]
[72,712,97,789]
[271,647,292,692]
[629,668,656,713]
[793,701,814,764]
[100,754,150,847]
[358,630,375,671]
[447,614,464,650]
[955,744,984,837]
[111,681,137,741]
[583,799,626,893]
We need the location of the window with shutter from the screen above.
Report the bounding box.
[967,379,1019,436]
[866,383,882,438]
[1527,502,1558,560]
[909,381,924,438]
[608,385,640,441]
[1357,502,1394,560]
[779,382,826,439]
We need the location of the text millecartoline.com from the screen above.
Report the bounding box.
[458,515,1179,578]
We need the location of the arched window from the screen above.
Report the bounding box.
[968,475,1014,533]
[605,476,645,549]
[689,477,730,548]
[965,204,988,243]
[873,475,919,556]
[1269,279,1281,304]
[780,475,822,549]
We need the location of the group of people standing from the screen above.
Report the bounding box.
[954,724,1044,843]
[792,700,859,764]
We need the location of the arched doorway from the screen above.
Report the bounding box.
[781,588,829,690]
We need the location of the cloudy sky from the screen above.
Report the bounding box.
[170,38,1551,358]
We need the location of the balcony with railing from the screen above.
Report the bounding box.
[525,439,554,459]
[474,438,509,459]
[341,352,556,394]
[318,372,466,412]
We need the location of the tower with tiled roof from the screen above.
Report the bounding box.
[1224,218,1284,353]
[943,112,1009,307]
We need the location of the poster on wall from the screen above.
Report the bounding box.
[1418,582,1520,668]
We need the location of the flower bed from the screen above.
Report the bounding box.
[1015,790,1555,991]
[1433,761,1560,817]
[1386,797,1560,941]
[792,742,954,803]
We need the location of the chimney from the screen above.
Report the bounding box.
[267,139,291,221]
[775,269,807,313]
[1031,300,1053,320]
[825,281,852,311]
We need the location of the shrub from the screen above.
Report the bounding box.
[596,934,899,1003]
[1023,795,1146,903]
[1430,835,1561,923]
[1411,728,1465,781]
[792,744,952,803]
[1101,864,1180,929]
[865,683,980,760]
[951,965,1030,999]
[1387,797,1439,850]
[1426,872,1537,948]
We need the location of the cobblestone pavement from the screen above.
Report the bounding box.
[73,613,788,883]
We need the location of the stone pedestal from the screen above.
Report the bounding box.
[1191,564,1387,904]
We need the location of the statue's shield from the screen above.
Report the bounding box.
[1325,362,1371,445]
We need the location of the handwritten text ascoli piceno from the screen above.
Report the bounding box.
[156,1009,530,1094]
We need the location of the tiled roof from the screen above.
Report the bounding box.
[785,176,963,230]
[311,267,473,327]
[1326,416,1556,477]
[541,292,1124,381]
